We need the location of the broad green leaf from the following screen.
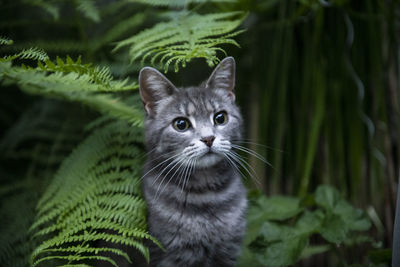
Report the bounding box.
[318,213,348,244]
[249,221,309,267]
[315,185,341,211]
[245,195,303,244]
[333,200,371,231]
[250,195,303,222]
[254,236,308,267]
[295,210,323,235]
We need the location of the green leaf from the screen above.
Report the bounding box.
[0,37,13,46]
[295,210,323,235]
[114,11,246,72]
[315,185,341,211]
[245,194,303,245]
[27,0,59,20]
[250,195,303,222]
[30,120,158,266]
[0,55,143,126]
[333,200,371,231]
[318,213,348,244]
[0,47,49,62]
[77,0,100,23]
[249,222,308,267]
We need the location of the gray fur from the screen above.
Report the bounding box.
[139,57,247,267]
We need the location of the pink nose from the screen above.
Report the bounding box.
[200,136,215,147]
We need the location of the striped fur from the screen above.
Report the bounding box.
[140,58,247,267]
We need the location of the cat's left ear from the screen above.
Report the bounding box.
[139,67,177,116]
[206,57,236,102]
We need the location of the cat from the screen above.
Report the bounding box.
[139,57,247,267]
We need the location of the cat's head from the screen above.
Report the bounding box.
[139,57,242,168]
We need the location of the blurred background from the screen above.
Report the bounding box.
[235,0,399,246]
[1,0,399,266]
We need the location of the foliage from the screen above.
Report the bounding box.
[114,11,246,72]
[0,100,91,266]
[0,0,397,266]
[0,51,143,126]
[0,0,245,265]
[30,119,158,266]
[238,185,373,267]
[233,0,399,259]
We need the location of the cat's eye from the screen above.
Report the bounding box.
[214,111,228,125]
[173,118,191,131]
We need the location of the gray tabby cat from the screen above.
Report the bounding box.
[139,57,247,267]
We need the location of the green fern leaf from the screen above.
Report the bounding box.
[0,37,13,46]
[76,0,101,22]
[0,56,144,126]
[0,47,49,62]
[114,11,246,72]
[30,120,159,266]
[25,0,60,20]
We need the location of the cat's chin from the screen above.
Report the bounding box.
[194,153,223,168]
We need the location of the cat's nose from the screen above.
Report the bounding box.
[200,136,215,147]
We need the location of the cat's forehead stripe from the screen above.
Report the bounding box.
[187,102,196,115]
[179,104,186,115]
[205,100,213,112]
[170,88,226,117]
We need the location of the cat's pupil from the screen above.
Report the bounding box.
[214,111,227,125]
[173,118,190,131]
[177,120,186,129]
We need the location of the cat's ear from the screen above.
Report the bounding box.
[206,57,236,101]
[139,67,177,116]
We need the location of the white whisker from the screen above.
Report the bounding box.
[182,157,196,193]
[157,155,193,200]
[141,153,181,181]
[226,151,262,188]
[178,157,193,193]
[222,154,246,179]
[231,144,274,169]
[231,139,284,153]
[152,158,185,200]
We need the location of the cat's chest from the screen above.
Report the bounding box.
[149,188,247,246]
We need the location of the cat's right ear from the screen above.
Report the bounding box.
[139,67,177,116]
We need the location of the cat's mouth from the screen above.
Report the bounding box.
[195,150,222,168]
[199,150,213,158]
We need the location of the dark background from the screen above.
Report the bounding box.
[1,0,399,266]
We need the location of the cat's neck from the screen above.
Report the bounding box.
[145,156,236,193]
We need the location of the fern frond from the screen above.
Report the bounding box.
[76,0,101,22]
[0,56,144,126]
[33,255,119,267]
[35,56,136,91]
[30,120,158,266]
[35,246,132,263]
[0,47,49,62]
[114,11,246,72]
[0,37,13,46]
[127,0,237,7]
[24,0,60,20]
